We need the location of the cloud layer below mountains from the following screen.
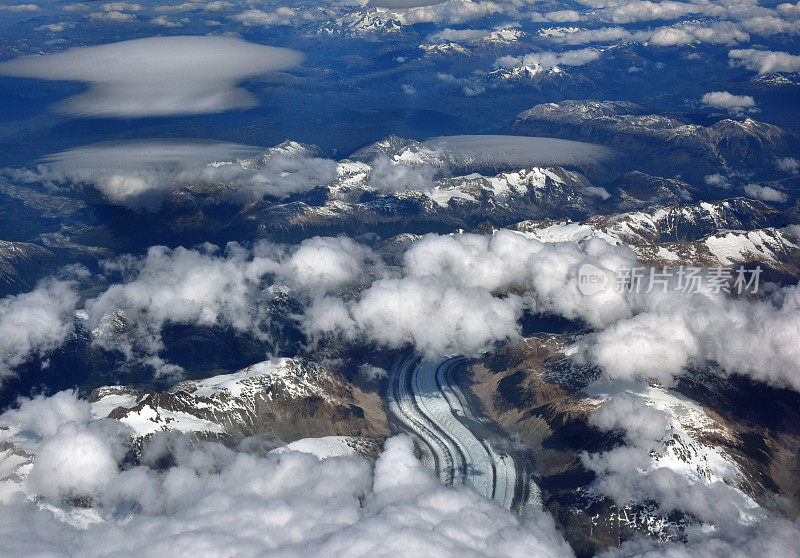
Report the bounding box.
[1,229,799,391]
[1,378,798,558]
[0,36,304,117]
[0,392,573,557]
[584,387,800,557]
[583,389,755,524]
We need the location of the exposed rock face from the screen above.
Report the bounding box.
[0,240,54,296]
[316,9,403,39]
[89,357,389,445]
[4,129,796,258]
[228,164,604,240]
[512,100,797,181]
[509,198,800,278]
[459,337,800,556]
[612,172,693,208]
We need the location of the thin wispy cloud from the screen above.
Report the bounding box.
[424,135,614,168]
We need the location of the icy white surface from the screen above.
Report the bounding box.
[271,436,359,459]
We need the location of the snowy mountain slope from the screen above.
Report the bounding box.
[509,198,800,275]
[229,161,604,239]
[89,358,389,442]
[463,336,798,553]
[270,435,381,459]
[584,381,758,507]
[316,9,402,38]
[512,100,797,180]
[0,240,54,296]
[420,28,526,58]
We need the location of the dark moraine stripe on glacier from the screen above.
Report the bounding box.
[386,354,541,514]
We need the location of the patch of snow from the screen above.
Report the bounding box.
[116,403,225,437]
[586,380,759,516]
[426,187,475,207]
[270,436,359,459]
[655,247,681,261]
[90,394,139,419]
[538,26,580,37]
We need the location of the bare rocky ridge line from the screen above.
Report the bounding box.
[89,357,389,445]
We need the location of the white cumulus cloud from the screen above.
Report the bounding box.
[729,48,800,74]
[744,183,788,203]
[0,392,574,558]
[701,91,757,114]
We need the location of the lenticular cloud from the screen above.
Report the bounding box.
[369,0,445,7]
[424,135,613,169]
[0,36,305,117]
[41,140,263,167]
[19,139,337,209]
[35,139,264,209]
